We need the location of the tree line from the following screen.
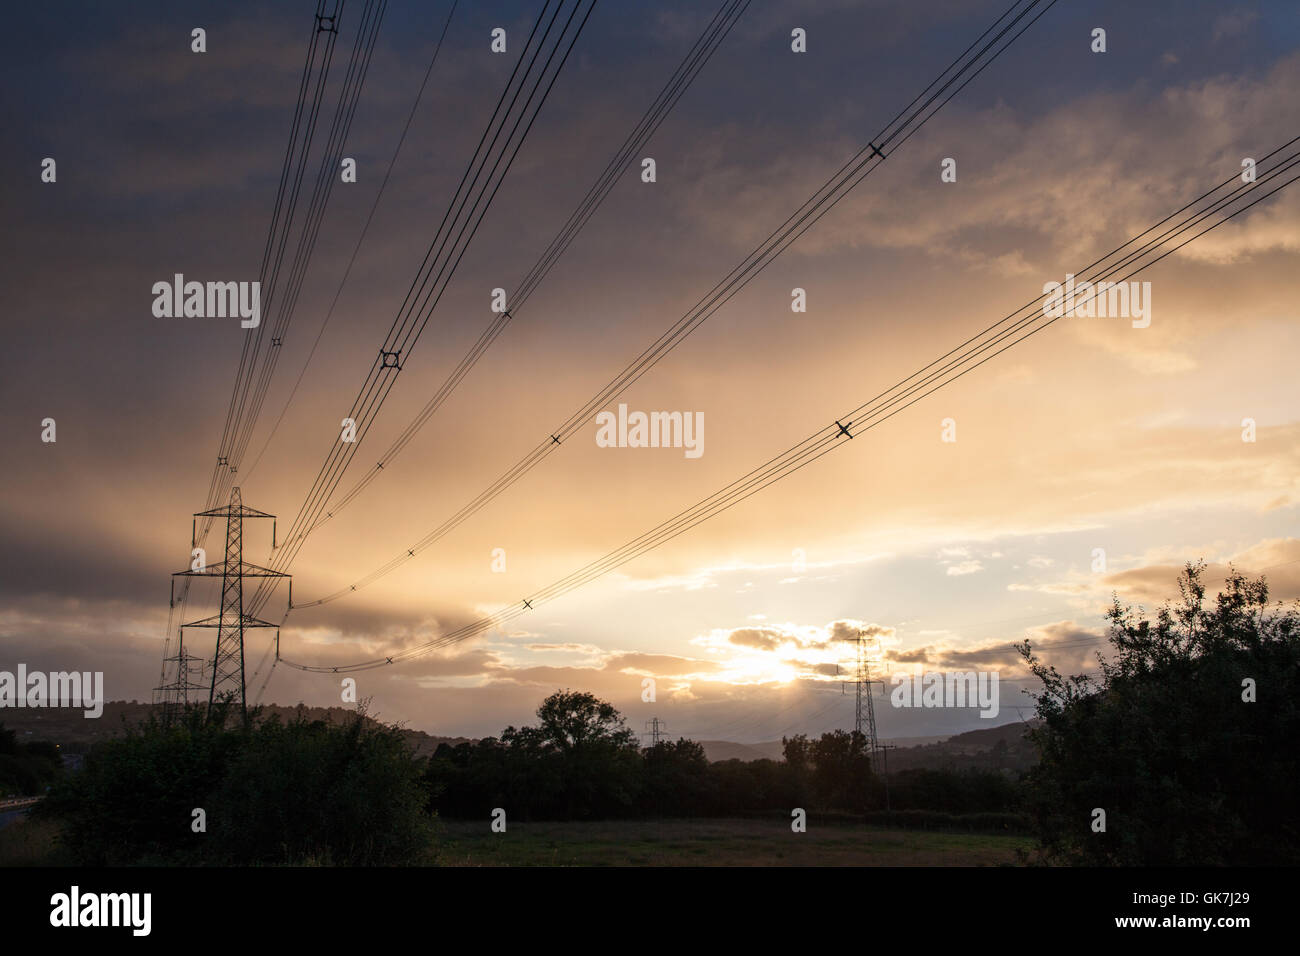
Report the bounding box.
[22,564,1300,865]
[422,691,1019,823]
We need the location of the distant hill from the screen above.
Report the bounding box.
[3,701,1037,771]
[885,720,1039,772]
[699,723,1037,771]
[0,700,469,757]
[698,739,784,763]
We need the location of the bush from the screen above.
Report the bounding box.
[0,724,63,797]
[1018,564,1300,865]
[34,703,436,865]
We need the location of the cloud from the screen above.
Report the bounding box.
[1101,538,1300,605]
[619,553,889,593]
[674,50,1300,282]
[524,642,604,654]
[727,627,786,652]
[890,620,1106,675]
[1212,10,1259,42]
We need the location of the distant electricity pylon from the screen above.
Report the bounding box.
[153,628,208,723]
[170,487,287,719]
[644,717,667,747]
[840,626,891,807]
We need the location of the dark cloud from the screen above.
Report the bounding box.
[728,627,785,651]
[890,621,1106,674]
[1102,544,1300,606]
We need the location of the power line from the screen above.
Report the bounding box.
[221,0,390,483]
[243,0,458,708]
[158,0,351,702]
[280,0,752,540]
[288,0,1061,608]
[277,135,1300,673]
[250,0,598,617]
[243,0,461,483]
[212,0,359,508]
[168,0,385,667]
[257,0,597,612]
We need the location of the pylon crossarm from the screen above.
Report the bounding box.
[173,559,289,578]
[181,612,280,629]
[193,504,275,519]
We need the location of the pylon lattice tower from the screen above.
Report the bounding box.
[153,628,209,723]
[171,487,287,718]
[842,627,884,762]
[840,627,892,809]
[644,717,667,746]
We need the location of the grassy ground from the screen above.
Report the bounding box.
[0,817,71,866]
[1,815,1034,867]
[433,817,1034,866]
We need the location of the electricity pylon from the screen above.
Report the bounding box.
[840,627,891,807]
[172,487,287,719]
[840,627,883,755]
[644,717,667,747]
[153,627,208,723]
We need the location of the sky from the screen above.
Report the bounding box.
[2,0,1298,743]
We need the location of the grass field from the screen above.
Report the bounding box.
[433,818,1034,866]
[0,817,70,866]
[0,815,1034,867]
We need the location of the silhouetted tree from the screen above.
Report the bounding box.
[809,729,873,811]
[36,707,434,865]
[1018,562,1300,864]
[498,690,642,819]
[782,733,810,771]
[641,738,712,816]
